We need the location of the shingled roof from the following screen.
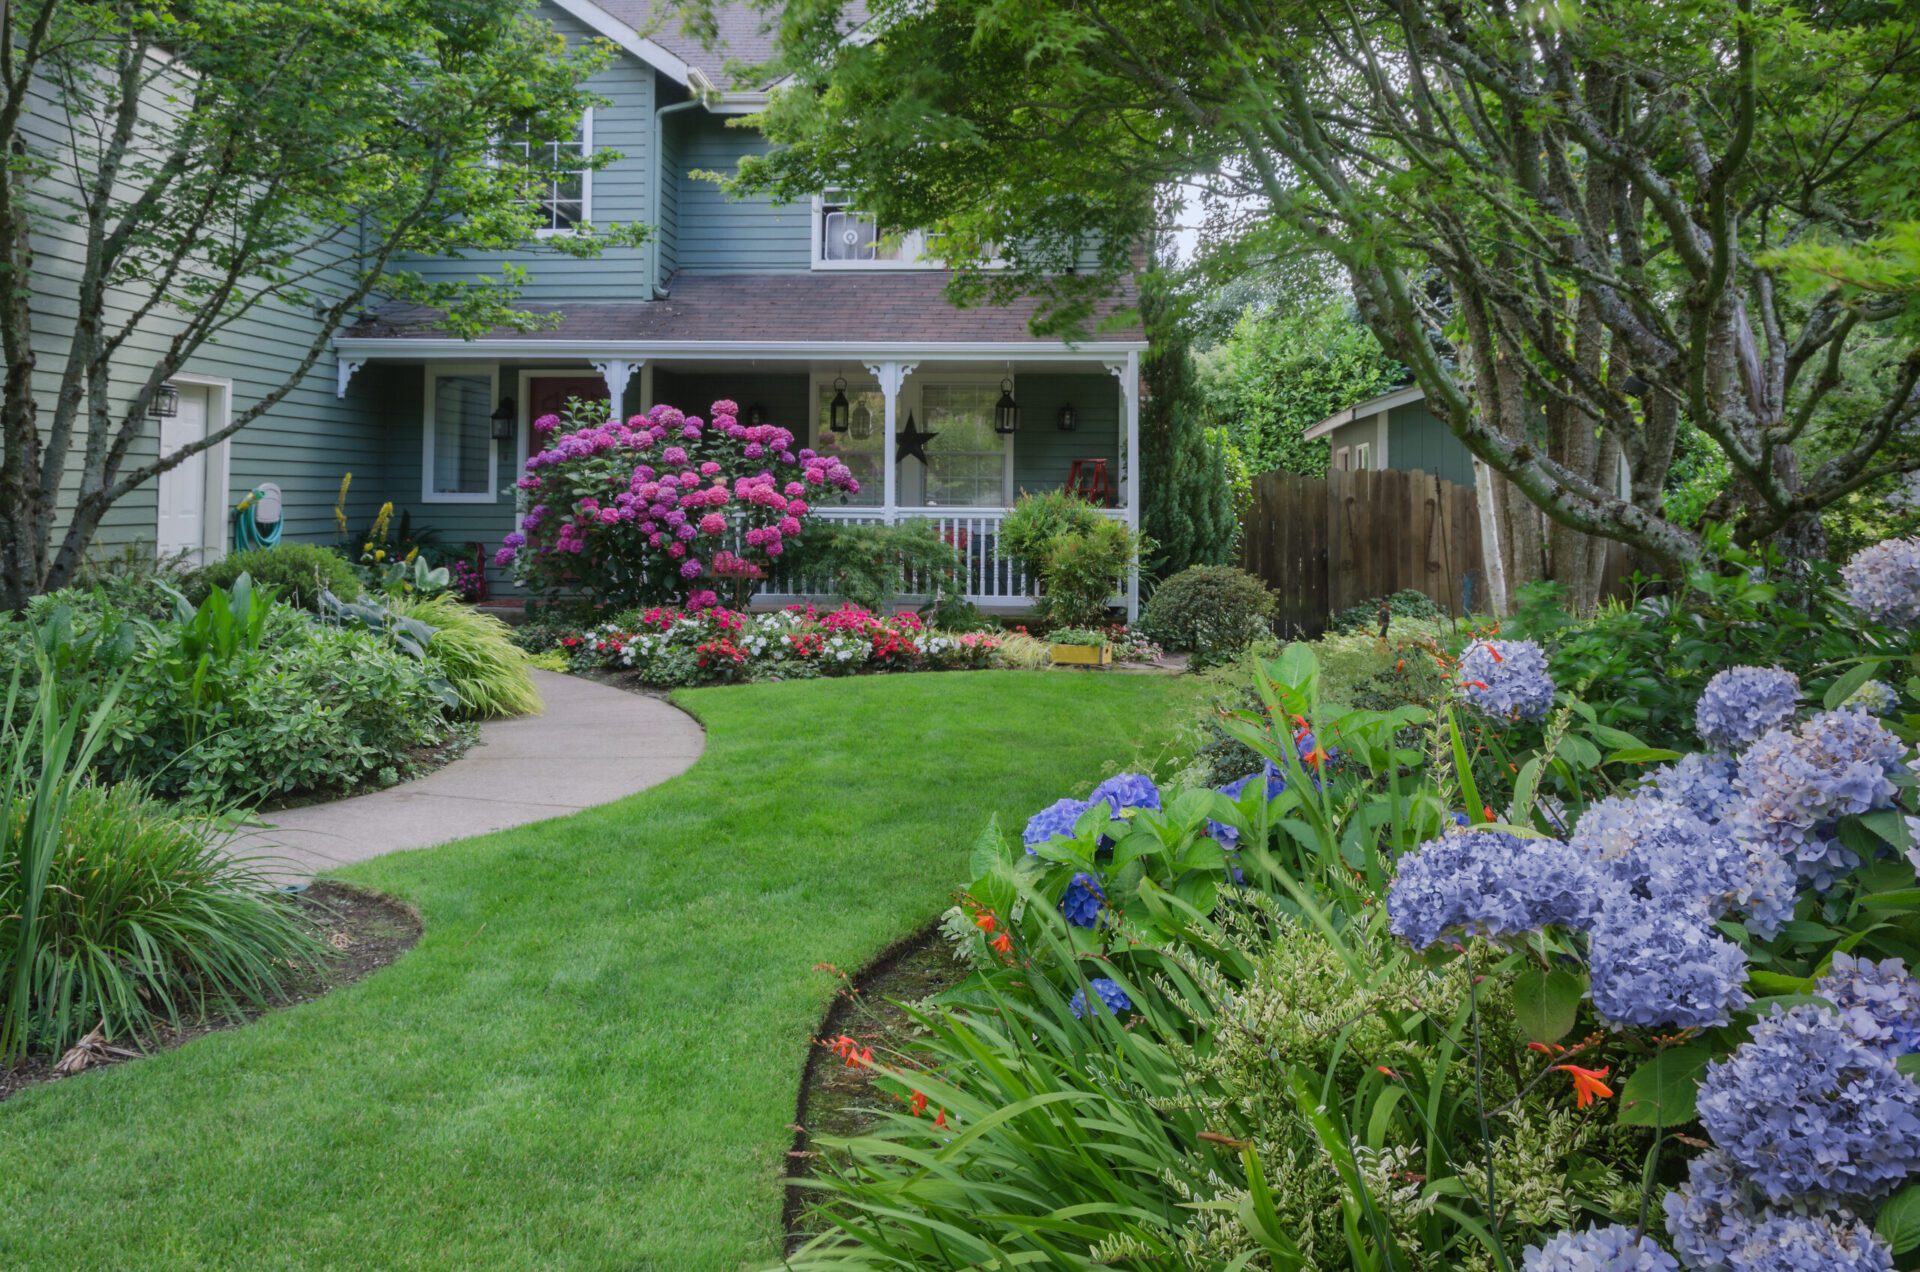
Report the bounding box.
[587,1,867,90]
[343,271,1144,345]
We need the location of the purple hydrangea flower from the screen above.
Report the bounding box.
[1206,767,1290,847]
[1841,535,1920,629]
[1457,639,1557,722]
[1088,772,1162,818]
[1059,872,1105,928]
[1817,953,1920,1057]
[1521,1224,1678,1272]
[1647,753,1743,825]
[1068,977,1132,1019]
[1024,797,1091,853]
[1587,895,1751,1030]
[1696,667,1801,750]
[1734,709,1906,890]
[1387,830,1605,950]
[1664,1151,1893,1272]
[1570,795,1751,916]
[1696,1003,1920,1204]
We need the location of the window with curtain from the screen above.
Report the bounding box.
[813,381,884,505]
[428,371,493,499]
[918,382,1008,507]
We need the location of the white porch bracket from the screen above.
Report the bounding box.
[336,358,365,398]
[591,358,642,412]
[866,361,917,520]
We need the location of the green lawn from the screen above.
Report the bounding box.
[0,671,1196,1270]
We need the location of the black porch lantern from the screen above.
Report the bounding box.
[147,382,180,420]
[745,402,766,426]
[1056,401,1078,432]
[992,377,1021,435]
[828,377,851,434]
[849,399,873,440]
[489,396,517,441]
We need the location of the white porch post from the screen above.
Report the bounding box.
[591,358,642,417]
[1114,352,1142,621]
[867,361,915,523]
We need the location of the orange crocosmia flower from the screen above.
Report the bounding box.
[974,912,997,933]
[1376,1065,1400,1078]
[933,1108,948,1129]
[1395,659,1406,672]
[1488,646,1504,663]
[910,1090,928,1117]
[1465,679,1490,690]
[991,932,1013,955]
[1554,1064,1613,1108]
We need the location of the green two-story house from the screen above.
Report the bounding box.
[52,0,1147,614]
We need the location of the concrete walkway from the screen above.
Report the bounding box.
[235,670,705,880]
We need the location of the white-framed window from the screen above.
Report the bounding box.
[1353,442,1371,471]
[811,192,938,270]
[1334,446,1351,471]
[808,373,885,507]
[914,380,1013,507]
[494,109,592,234]
[422,365,498,503]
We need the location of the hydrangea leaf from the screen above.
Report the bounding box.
[1601,747,1685,765]
[1555,734,1604,769]
[1824,659,1887,711]
[1876,1183,1920,1255]
[968,817,1012,882]
[1617,1045,1712,1128]
[1512,966,1586,1043]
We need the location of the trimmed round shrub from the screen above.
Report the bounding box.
[999,490,1107,578]
[1140,565,1275,667]
[189,544,361,611]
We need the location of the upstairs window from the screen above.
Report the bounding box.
[812,192,935,269]
[495,109,592,234]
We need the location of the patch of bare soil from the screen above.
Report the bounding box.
[784,923,968,1246]
[0,880,421,1103]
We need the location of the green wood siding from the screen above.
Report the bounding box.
[1386,401,1476,487]
[1012,374,1120,498]
[672,112,812,273]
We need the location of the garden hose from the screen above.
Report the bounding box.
[233,482,284,553]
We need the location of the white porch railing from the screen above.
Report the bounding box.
[757,504,1135,610]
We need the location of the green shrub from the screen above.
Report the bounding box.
[1037,517,1143,627]
[392,593,543,718]
[188,544,362,611]
[1138,564,1275,666]
[998,489,1107,577]
[790,519,964,611]
[1328,586,1446,633]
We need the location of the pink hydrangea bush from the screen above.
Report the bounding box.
[497,398,859,607]
[568,603,999,687]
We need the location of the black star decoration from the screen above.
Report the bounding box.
[895,411,939,465]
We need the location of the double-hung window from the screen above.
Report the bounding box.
[423,366,497,503]
[916,382,1010,507]
[496,110,592,234]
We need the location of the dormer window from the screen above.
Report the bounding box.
[495,109,592,235]
[812,192,936,269]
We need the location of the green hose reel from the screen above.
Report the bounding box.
[232,482,284,552]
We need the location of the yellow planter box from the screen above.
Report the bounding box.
[1049,642,1113,667]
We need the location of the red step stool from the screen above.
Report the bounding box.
[1064,458,1111,506]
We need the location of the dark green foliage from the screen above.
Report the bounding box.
[1194,301,1406,478]
[998,489,1107,578]
[790,519,964,611]
[1329,588,1446,633]
[1037,518,1143,627]
[1139,564,1276,667]
[189,544,362,612]
[1139,273,1237,579]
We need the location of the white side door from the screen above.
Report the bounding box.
[155,384,210,562]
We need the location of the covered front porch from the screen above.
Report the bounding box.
[333,337,1146,615]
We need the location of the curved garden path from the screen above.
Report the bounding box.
[237,670,706,879]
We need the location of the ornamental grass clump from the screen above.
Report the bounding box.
[391,592,542,718]
[501,398,858,608]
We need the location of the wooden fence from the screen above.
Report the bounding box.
[1239,467,1487,638]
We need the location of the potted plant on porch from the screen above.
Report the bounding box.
[1046,626,1113,667]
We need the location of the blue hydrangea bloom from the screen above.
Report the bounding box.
[1570,795,1751,916]
[1843,679,1899,716]
[1457,639,1557,722]
[1818,953,1920,1057]
[1696,666,1800,750]
[1023,797,1091,854]
[1647,753,1743,825]
[1841,535,1920,630]
[1696,1004,1920,1203]
[1088,773,1162,818]
[1059,872,1105,928]
[1068,977,1132,1019]
[1522,1224,1678,1272]
[1664,1152,1893,1272]
[1387,830,1605,949]
[1733,709,1905,889]
[1587,895,1751,1030]
[1207,767,1289,847]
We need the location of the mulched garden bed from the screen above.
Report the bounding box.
[0,880,421,1103]
[784,921,968,1247]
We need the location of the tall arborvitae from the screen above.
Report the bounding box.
[1140,273,1237,588]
